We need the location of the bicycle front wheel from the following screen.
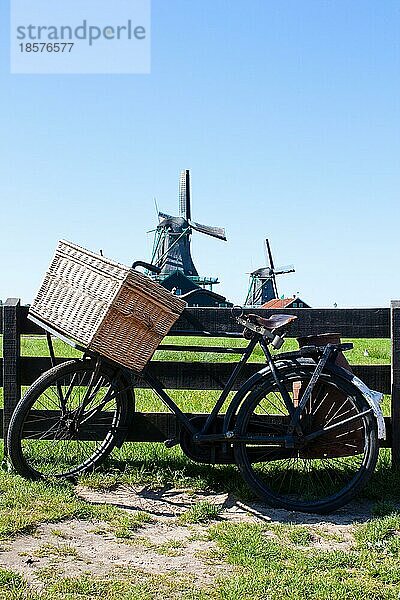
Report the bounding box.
[234,364,378,513]
[7,358,134,479]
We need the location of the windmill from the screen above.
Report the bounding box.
[150,170,227,286]
[245,239,295,306]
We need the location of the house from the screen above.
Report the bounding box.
[159,270,233,308]
[262,296,311,309]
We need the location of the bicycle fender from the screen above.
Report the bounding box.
[223,357,315,434]
[224,358,386,441]
[326,363,386,441]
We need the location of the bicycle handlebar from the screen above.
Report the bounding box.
[131,261,161,275]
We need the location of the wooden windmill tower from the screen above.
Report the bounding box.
[245,239,295,306]
[150,170,227,291]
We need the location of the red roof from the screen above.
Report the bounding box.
[261,298,295,309]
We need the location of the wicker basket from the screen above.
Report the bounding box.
[29,240,187,371]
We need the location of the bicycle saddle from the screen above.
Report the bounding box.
[246,313,297,332]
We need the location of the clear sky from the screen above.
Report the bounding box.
[0,0,399,307]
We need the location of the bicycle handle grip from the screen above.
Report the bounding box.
[131,261,161,275]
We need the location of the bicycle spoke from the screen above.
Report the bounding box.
[235,365,377,512]
[11,360,130,478]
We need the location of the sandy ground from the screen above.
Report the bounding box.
[0,484,376,589]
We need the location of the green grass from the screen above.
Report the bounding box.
[156,539,186,556]
[0,568,212,600]
[79,443,249,498]
[77,445,400,506]
[39,570,211,600]
[5,334,389,416]
[0,334,391,365]
[0,568,39,600]
[208,522,400,599]
[372,500,398,517]
[21,336,81,359]
[270,523,314,546]
[0,468,152,540]
[178,501,221,525]
[33,542,79,558]
[354,512,400,555]
[0,334,390,413]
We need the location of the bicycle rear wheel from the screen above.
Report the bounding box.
[234,364,378,513]
[7,358,134,479]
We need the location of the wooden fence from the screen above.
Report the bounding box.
[1,299,400,466]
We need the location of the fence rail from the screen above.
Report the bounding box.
[1,300,399,465]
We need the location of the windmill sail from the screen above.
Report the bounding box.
[190,221,226,240]
[274,264,295,275]
[265,239,275,270]
[179,169,191,220]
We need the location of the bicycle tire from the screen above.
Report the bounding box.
[233,363,378,513]
[7,358,134,480]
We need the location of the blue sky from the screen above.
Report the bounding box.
[0,0,399,307]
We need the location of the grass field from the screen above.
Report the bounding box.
[0,335,398,599]
[12,334,391,365]
[3,334,392,416]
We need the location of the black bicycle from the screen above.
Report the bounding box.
[7,264,385,514]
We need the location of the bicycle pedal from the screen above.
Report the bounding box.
[164,438,179,448]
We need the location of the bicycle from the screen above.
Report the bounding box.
[6,262,386,514]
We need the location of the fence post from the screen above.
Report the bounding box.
[391,300,400,468]
[2,298,21,455]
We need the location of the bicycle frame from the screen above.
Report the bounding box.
[137,335,350,447]
[30,313,384,448]
[140,335,259,440]
[136,333,386,452]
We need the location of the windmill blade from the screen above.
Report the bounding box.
[265,239,275,270]
[273,264,295,275]
[179,169,191,220]
[190,220,227,241]
[271,273,279,299]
